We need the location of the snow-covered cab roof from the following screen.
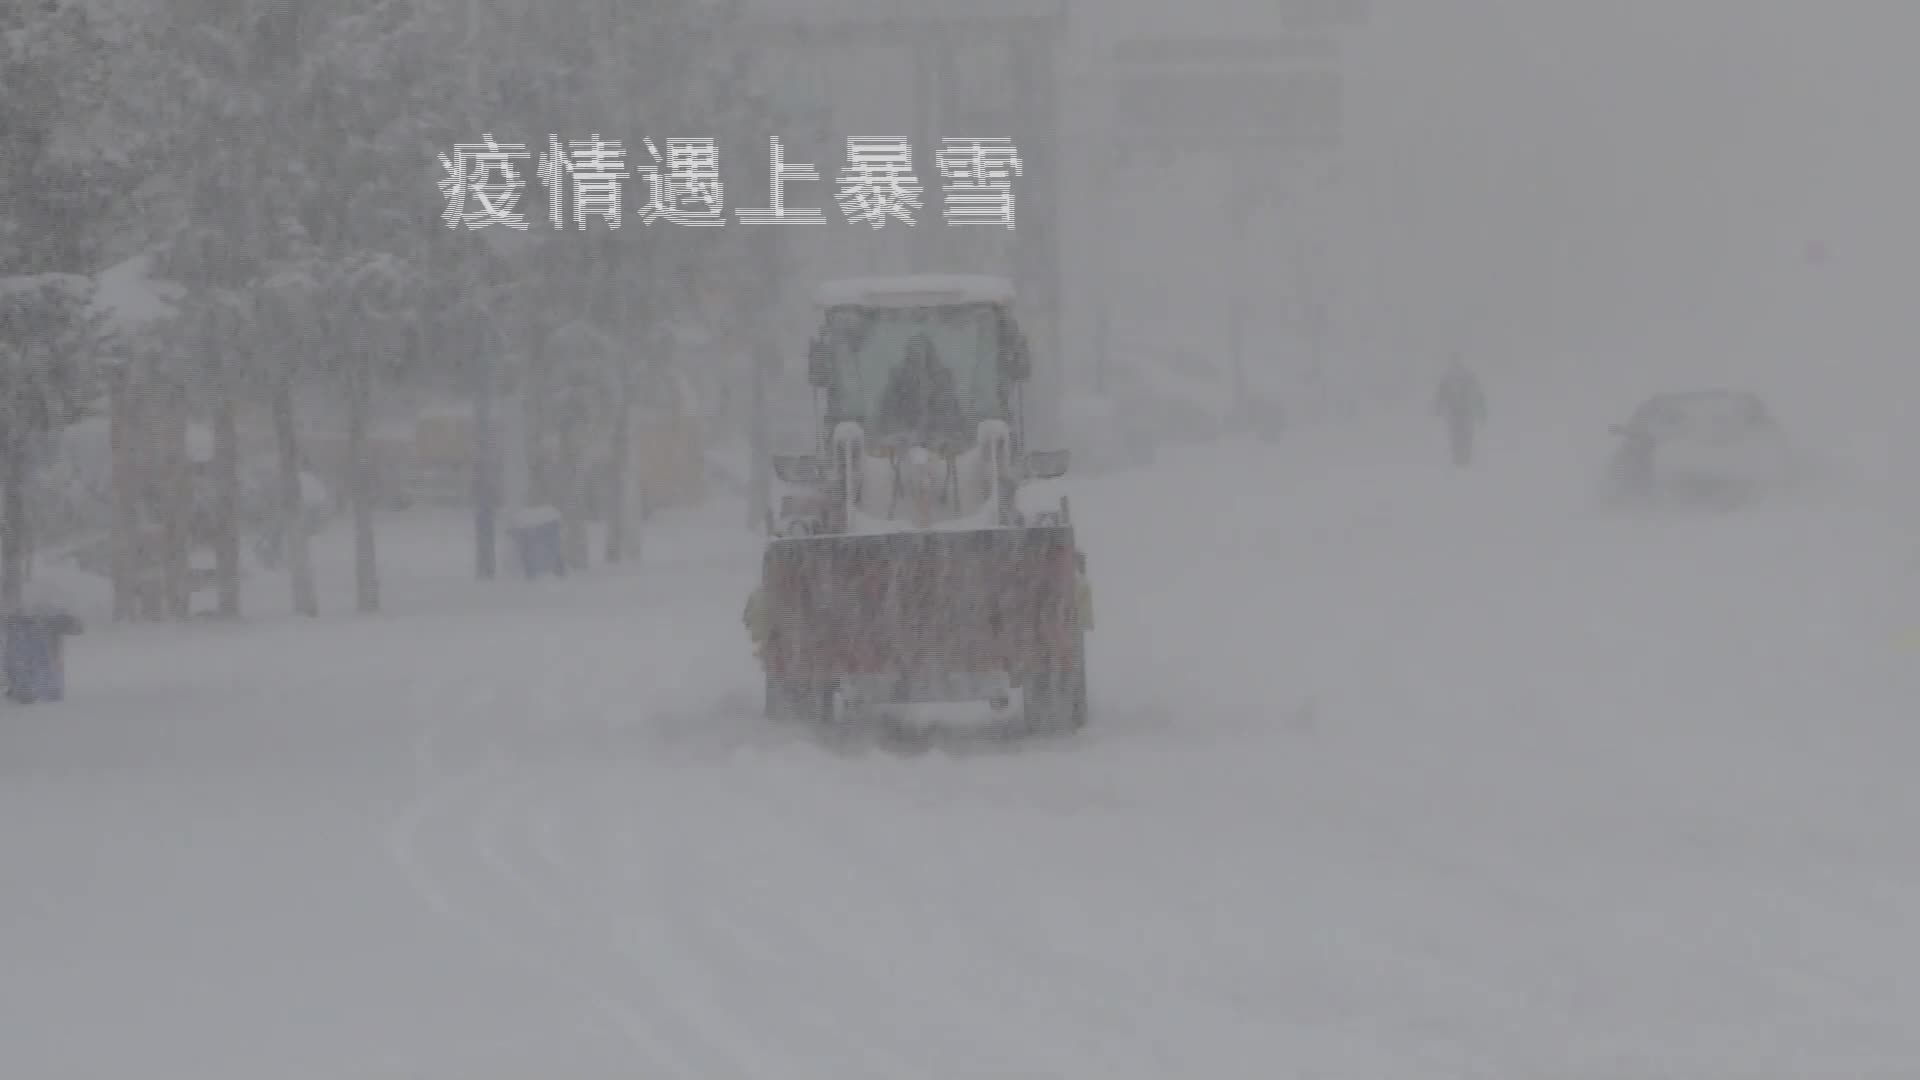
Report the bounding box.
[814,274,1014,310]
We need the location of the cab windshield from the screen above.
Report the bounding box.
[820,302,1006,431]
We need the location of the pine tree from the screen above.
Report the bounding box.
[0,1,119,610]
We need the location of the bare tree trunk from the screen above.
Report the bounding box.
[161,390,191,619]
[557,381,589,571]
[346,352,379,613]
[18,469,30,588]
[108,375,137,620]
[604,357,632,563]
[271,377,317,616]
[473,351,497,580]
[2,437,27,613]
[523,390,545,509]
[523,317,550,509]
[212,387,242,617]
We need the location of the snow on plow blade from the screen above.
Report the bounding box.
[761,527,1080,679]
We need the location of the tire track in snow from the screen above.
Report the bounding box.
[458,746,801,1080]
[739,752,1535,1076]
[473,674,1125,1077]
[637,712,1110,1070]
[334,1017,605,1080]
[430,623,876,1079]
[383,645,759,1078]
[515,770,922,1080]
[486,669,952,1080]
[598,776,1020,1079]
[673,754,1195,1077]
[641,700,1254,1073]
[384,679,667,1073]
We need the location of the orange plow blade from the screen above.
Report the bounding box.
[760,527,1080,681]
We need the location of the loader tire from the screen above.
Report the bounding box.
[1022,634,1088,734]
[766,673,834,725]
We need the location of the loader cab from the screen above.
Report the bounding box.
[806,275,1032,447]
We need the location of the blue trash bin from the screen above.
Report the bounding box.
[511,518,565,579]
[5,612,79,704]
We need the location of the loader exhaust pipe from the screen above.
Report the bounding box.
[832,422,864,530]
[978,419,1012,526]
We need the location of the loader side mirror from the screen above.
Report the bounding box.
[1008,333,1031,383]
[772,454,821,484]
[999,318,1031,384]
[1025,449,1069,479]
[806,336,833,388]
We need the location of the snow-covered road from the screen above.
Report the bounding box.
[4,417,1917,1079]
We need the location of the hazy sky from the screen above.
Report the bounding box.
[1061,0,1920,412]
[1337,1,1920,373]
[756,0,1916,424]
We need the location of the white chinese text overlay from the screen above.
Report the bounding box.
[438,136,1024,230]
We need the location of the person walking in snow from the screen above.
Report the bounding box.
[875,333,968,451]
[1433,356,1487,467]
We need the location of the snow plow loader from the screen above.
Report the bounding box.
[744,275,1091,738]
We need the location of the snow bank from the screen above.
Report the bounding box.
[89,253,181,336]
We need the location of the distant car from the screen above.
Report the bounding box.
[1604,389,1799,507]
[1065,393,1157,473]
[1104,352,1233,446]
